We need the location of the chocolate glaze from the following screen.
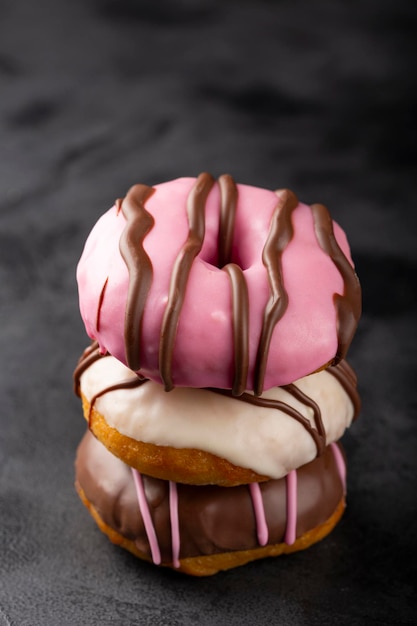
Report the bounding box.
[311,203,362,365]
[73,341,102,396]
[281,384,326,456]
[73,344,361,457]
[217,173,250,395]
[75,430,345,563]
[118,184,155,372]
[253,189,298,396]
[217,173,238,268]
[222,263,250,396]
[159,172,216,391]
[327,359,361,419]
[87,378,148,429]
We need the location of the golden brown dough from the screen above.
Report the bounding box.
[82,393,269,486]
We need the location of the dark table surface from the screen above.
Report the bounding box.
[1,1,416,624]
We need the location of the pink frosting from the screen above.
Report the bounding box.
[284,470,298,545]
[128,456,329,566]
[131,468,161,565]
[249,483,269,546]
[77,177,356,390]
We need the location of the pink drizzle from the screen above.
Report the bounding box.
[130,461,329,562]
[330,442,346,494]
[169,481,181,568]
[249,483,268,546]
[131,468,161,565]
[284,469,298,545]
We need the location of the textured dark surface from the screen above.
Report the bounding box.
[1,1,417,624]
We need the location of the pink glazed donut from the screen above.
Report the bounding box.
[76,173,361,394]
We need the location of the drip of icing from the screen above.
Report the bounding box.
[285,469,298,545]
[169,481,181,568]
[217,174,238,268]
[330,442,346,494]
[159,173,215,391]
[327,360,361,420]
[248,483,268,546]
[73,341,102,396]
[218,174,250,395]
[281,384,326,455]
[130,464,304,560]
[311,203,362,365]
[254,189,298,396]
[222,263,249,396]
[118,185,156,372]
[87,377,146,428]
[131,468,161,565]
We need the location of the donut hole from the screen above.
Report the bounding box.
[227,244,253,271]
[201,245,254,272]
[226,226,267,271]
[199,234,254,271]
[197,180,275,272]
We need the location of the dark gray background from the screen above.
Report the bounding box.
[1,1,416,624]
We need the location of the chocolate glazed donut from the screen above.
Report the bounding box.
[75,431,347,576]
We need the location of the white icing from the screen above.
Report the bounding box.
[80,357,354,479]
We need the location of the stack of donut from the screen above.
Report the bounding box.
[73,173,361,576]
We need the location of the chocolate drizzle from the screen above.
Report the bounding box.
[327,359,361,420]
[311,203,362,364]
[254,190,298,395]
[73,341,103,396]
[87,378,147,429]
[213,383,326,456]
[218,175,250,395]
[217,174,238,267]
[211,358,361,454]
[73,343,147,425]
[281,384,326,455]
[118,184,156,372]
[159,172,216,391]
[222,263,250,396]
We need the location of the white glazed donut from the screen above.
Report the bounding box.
[74,343,360,485]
